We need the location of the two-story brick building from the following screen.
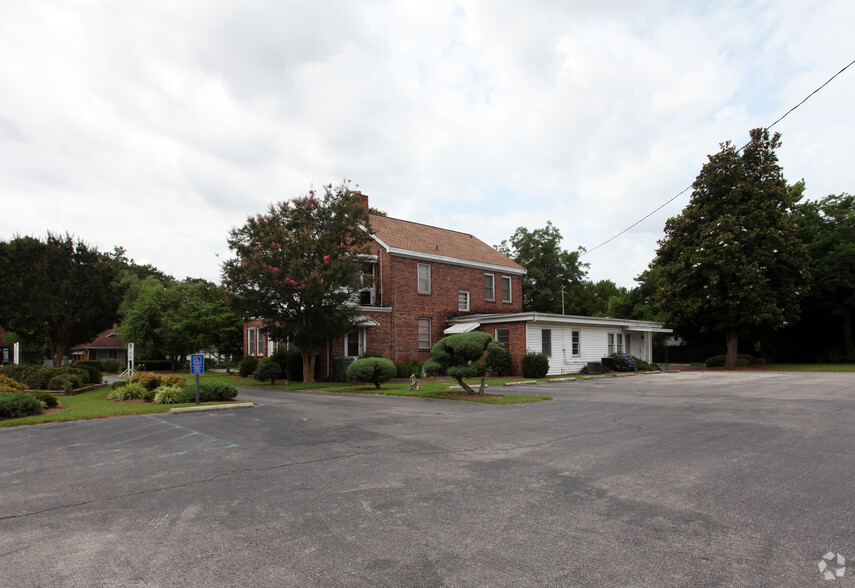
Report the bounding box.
[243,193,669,379]
[244,193,528,378]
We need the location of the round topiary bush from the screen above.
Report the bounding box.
[346,357,396,389]
[254,359,283,384]
[239,356,259,378]
[520,351,549,378]
[29,390,58,408]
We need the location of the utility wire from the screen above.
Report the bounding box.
[581,58,855,257]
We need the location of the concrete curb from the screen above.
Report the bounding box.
[502,380,537,386]
[169,402,255,414]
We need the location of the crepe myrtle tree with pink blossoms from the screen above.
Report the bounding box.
[222,182,374,383]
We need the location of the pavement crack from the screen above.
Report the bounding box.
[0,454,354,522]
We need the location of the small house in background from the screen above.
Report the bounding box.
[71,324,128,366]
[0,326,12,365]
[243,192,669,378]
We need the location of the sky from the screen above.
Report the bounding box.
[2,0,853,288]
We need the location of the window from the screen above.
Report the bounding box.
[495,328,510,349]
[542,329,552,357]
[608,332,624,355]
[418,263,431,294]
[418,318,432,349]
[257,331,265,356]
[571,330,580,356]
[501,276,512,303]
[616,333,623,353]
[484,274,495,301]
[248,328,257,356]
[345,330,363,357]
[358,262,376,305]
[625,334,631,353]
[608,333,614,355]
[458,291,470,312]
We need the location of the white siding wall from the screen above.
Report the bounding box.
[525,324,651,376]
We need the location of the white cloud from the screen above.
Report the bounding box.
[1,0,853,289]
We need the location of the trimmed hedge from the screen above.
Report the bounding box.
[520,351,549,379]
[74,361,103,384]
[0,365,91,390]
[346,357,396,389]
[239,356,258,378]
[48,374,85,393]
[100,358,122,373]
[176,382,239,403]
[0,392,43,419]
[30,391,58,408]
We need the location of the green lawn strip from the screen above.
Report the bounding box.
[766,363,855,372]
[0,388,239,428]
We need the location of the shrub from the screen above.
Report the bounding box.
[47,374,85,393]
[74,361,103,384]
[520,351,549,379]
[359,350,384,359]
[29,391,58,408]
[254,359,283,384]
[704,354,756,368]
[396,358,423,378]
[485,345,512,376]
[467,360,487,377]
[141,387,156,402]
[0,392,43,419]
[346,357,396,389]
[176,382,239,403]
[238,356,258,378]
[0,374,27,393]
[153,385,184,404]
[610,353,638,372]
[108,382,147,401]
[110,380,128,390]
[422,358,444,377]
[0,365,88,390]
[100,358,122,373]
[161,374,188,388]
[130,371,162,390]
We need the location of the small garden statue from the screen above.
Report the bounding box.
[409,373,420,391]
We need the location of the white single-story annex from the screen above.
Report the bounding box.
[445,312,671,376]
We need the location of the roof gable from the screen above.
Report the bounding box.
[367,214,524,272]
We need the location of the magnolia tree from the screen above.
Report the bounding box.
[222,183,373,383]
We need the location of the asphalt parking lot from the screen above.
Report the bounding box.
[2,371,855,586]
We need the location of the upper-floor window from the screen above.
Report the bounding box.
[501,276,512,303]
[484,274,495,301]
[418,263,431,294]
[358,262,376,305]
[541,328,552,357]
[458,291,470,312]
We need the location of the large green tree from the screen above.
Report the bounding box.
[0,233,122,366]
[222,183,374,383]
[498,221,588,313]
[793,193,855,358]
[120,279,241,370]
[655,128,809,367]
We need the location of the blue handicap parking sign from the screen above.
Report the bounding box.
[191,354,205,375]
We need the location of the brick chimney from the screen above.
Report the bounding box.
[352,190,370,217]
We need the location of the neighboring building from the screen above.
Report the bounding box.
[71,324,128,366]
[0,327,12,365]
[243,193,669,378]
[445,313,670,376]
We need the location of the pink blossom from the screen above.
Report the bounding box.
[309,190,315,196]
[254,246,259,251]
[272,267,280,273]
[241,260,248,267]
[339,243,347,249]
[327,183,332,189]
[323,255,330,264]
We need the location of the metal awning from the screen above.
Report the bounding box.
[624,327,673,333]
[443,322,480,334]
[353,315,381,327]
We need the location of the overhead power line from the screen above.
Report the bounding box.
[581,58,855,257]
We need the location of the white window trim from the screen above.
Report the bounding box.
[458,290,470,312]
[542,328,552,357]
[345,329,366,358]
[484,273,495,301]
[501,276,512,303]
[571,330,581,357]
[418,263,431,294]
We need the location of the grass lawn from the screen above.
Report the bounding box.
[766,363,855,372]
[159,372,553,404]
[0,388,243,428]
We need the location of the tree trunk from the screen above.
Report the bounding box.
[453,375,476,394]
[301,349,316,384]
[843,307,855,359]
[477,367,492,395]
[725,328,739,368]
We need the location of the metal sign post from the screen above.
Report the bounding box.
[190,354,205,406]
[119,343,136,378]
[13,342,20,365]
